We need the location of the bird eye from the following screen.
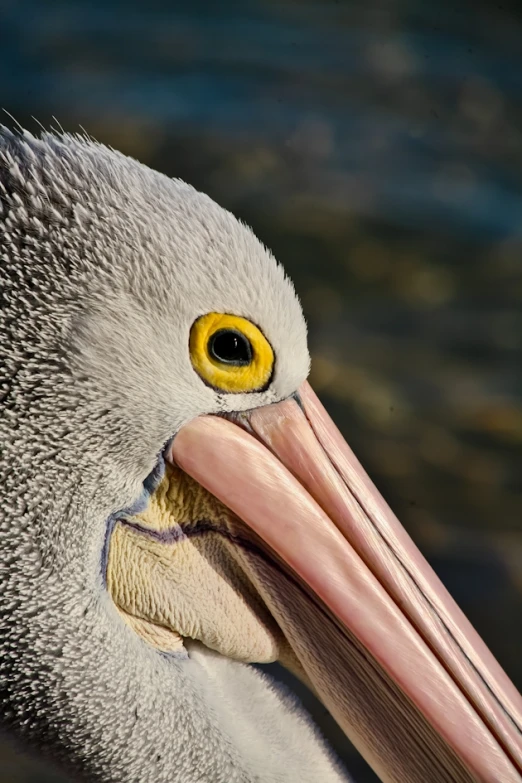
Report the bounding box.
[189,313,274,393]
[208,329,253,366]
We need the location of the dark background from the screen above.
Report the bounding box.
[0,0,521,781]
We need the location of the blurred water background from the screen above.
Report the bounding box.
[0,0,521,781]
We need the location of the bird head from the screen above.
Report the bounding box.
[1,128,521,783]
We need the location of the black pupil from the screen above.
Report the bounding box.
[208,329,253,366]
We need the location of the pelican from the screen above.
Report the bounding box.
[0,127,521,783]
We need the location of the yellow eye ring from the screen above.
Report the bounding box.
[189,313,274,393]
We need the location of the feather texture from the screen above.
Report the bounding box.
[0,127,349,781]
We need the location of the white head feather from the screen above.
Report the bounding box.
[0,128,348,783]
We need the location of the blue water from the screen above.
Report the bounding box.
[2,0,522,239]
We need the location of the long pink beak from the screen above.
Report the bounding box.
[171,381,522,783]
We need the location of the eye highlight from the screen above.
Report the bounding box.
[189,313,274,393]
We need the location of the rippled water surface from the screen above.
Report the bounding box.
[1,1,521,781]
